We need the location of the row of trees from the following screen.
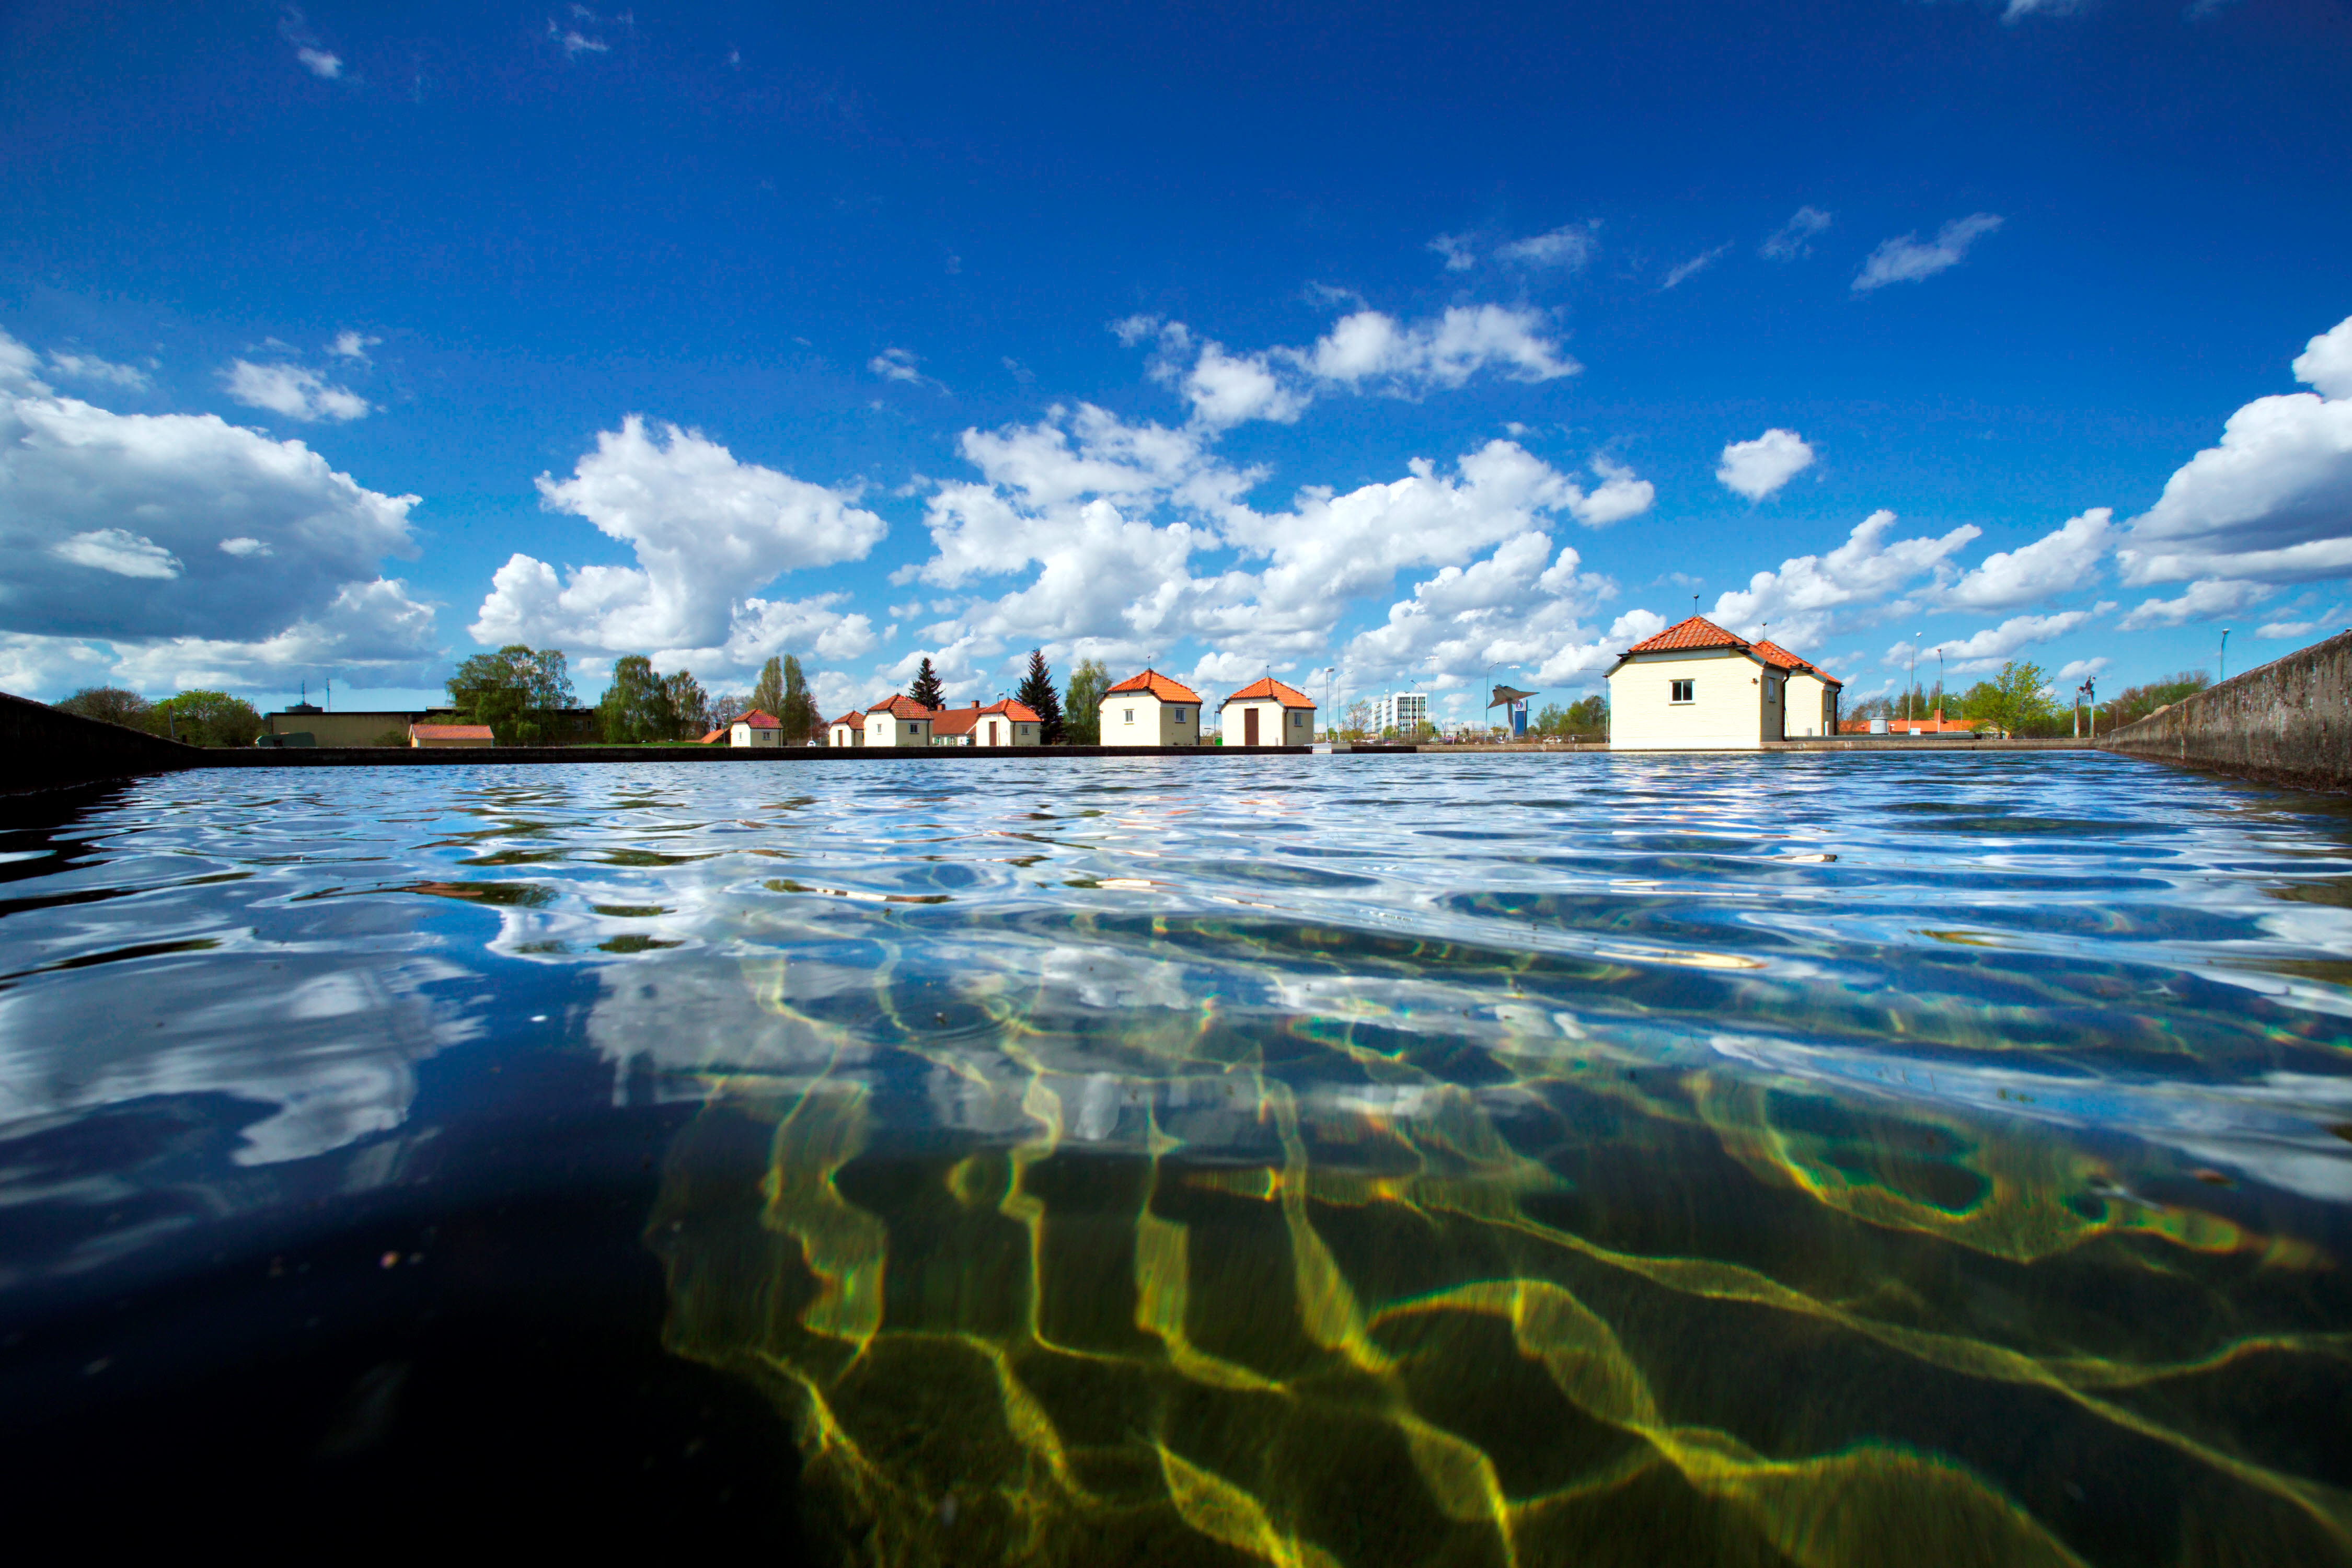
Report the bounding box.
[1846,661,2086,737]
[52,687,266,747]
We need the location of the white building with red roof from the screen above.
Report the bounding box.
[1605,616,1841,749]
[930,698,1043,747]
[861,694,935,746]
[1101,669,1202,747]
[1218,676,1316,747]
[826,709,866,747]
[729,709,785,748]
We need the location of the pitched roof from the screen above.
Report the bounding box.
[932,704,982,737]
[827,710,866,727]
[733,709,781,729]
[867,694,936,719]
[1625,615,1750,654]
[1104,668,1201,704]
[1220,676,1315,709]
[698,728,727,745]
[977,698,1042,723]
[1751,640,1844,688]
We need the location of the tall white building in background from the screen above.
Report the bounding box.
[1371,693,1427,735]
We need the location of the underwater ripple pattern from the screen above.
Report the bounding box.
[4,752,2352,1564]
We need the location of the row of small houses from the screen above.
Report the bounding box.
[717,672,1319,748]
[389,618,1880,752]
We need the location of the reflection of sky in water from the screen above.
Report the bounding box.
[5,755,2352,1561]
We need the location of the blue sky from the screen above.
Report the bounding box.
[3,0,2349,722]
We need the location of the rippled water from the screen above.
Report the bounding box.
[5,753,2351,1562]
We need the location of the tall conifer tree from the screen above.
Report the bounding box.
[908,657,946,711]
[1014,648,1064,743]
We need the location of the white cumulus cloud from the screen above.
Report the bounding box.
[0,329,420,654]
[2118,578,2272,631]
[52,528,183,580]
[1942,508,2112,609]
[1853,214,2004,293]
[470,415,886,671]
[1927,610,2101,674]
[222,360,373,422]
[296,47,342,78]
[2117,316,2352,585]
[1716,428,1815,501]
[1712,509,1983,651]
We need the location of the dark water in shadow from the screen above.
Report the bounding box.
[3,754,2350,1561]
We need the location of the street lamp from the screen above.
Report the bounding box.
[1313,665,1336,741]
[1934,645,1944,725]
[1907,635,1921,731]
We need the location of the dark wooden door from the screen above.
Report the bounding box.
[1244,709,1259,746]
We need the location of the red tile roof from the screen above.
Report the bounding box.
[698,728,727,745]
[867,695,936,720]
[733,709,781,729]
[978,698,1042,723]
[1625,615,1750,654]
[827,710,866,728]
[1221,677,1315,709]
[1751,640,1843,687]
[932,704,982,738]
[1105,668,1201,704]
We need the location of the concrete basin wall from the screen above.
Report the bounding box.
[2098,628,2351,793]
[1,689,203,794]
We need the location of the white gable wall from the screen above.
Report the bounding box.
[1607,649,1769,750]
[1220,698,1313,746]
[1783,673,1839,738]
[1101,693,1200,747]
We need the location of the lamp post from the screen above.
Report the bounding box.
[1313,665,1336,741]
[1907,636,1921,731]
[1933,647,1944,726]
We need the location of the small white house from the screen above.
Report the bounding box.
[1219,677,1316,747]
[1605,616,1838,751]
[827,710,865,747]
[1101,670,1201,747]
[730,709,785,748]
[863,695,935,747]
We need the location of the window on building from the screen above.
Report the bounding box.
[1173,708,1186,722]
[1124,708,1134,724]
[1670,679,1694,704]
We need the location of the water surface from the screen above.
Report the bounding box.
[3,753,2350,1563]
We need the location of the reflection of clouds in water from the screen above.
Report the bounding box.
[1708,1032,2352,1201]
[0,953,479,1166]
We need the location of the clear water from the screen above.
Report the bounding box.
[4,754,2351,1562]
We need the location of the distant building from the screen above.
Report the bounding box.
[1605,616,1843,750]
[1102,670,1202,747]
[1220,677,1315,747]
[931,698,1044,747]
[409,723,494,748]
[863,695,936,747]
[730,709,785,747]
[1370,693,1427,736]
[827,710,866,747]
[1840,709,1980,736]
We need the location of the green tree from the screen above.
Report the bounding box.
[908,656,946,711]
[1062,659,1109,744]
[146,690,263,747]
[665,670,710,738]
[779,654,821,743]
[448,645,575,744]
[1961,661,2059,737]
[2106,670,2211,730]
[53,686,152,730]
[750,656,785,718]
[1015,648,1064,744]
[597,655,676,743]
[1341,700,1371,741]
